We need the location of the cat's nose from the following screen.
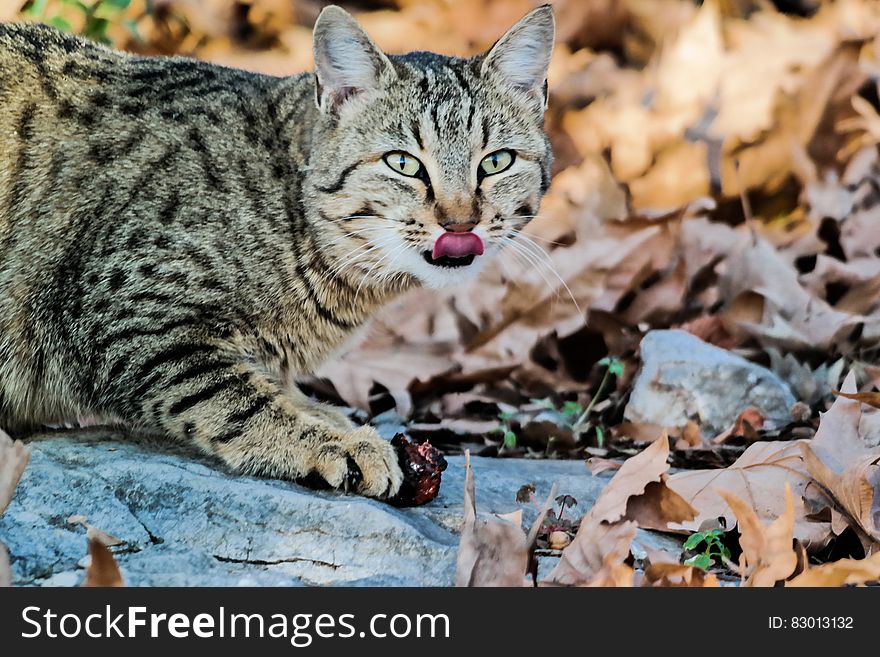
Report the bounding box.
[441,221,477,233]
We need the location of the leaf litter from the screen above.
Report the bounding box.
[6,0,880,584]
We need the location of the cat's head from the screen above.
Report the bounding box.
[303,5,554,290]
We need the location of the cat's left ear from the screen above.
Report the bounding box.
[480,4,555,109]
[312,6,396,114]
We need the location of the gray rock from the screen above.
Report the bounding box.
[625,330,797,436]
[0,432,615,587]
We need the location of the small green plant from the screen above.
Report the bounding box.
[24,0,138,45]
[493,410,518,449]
[533,398,583,425]
[532,356,624,448]
[682,528,731,570]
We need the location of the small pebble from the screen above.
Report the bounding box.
[548,530,571,550]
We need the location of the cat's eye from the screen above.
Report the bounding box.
[479,150,515,176]
[383,151,423,177]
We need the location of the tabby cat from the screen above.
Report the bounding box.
[0,5,554,499]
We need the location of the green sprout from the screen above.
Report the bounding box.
[493,410,518,449]
[682,528,731,570]
[571,356,623,447]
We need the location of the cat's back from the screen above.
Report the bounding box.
[0,21,278,144]
[0,22,120,149]
[0,22,293,243]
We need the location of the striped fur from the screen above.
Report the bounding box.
[0,6,554,499]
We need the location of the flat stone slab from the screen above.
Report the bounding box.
[1,431,622,586]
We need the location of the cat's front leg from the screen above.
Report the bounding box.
[104,342,402,498]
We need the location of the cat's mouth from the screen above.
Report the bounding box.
[422,251,477,268]
[423,232,484,268]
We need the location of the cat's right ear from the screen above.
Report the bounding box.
[480,5,555,110]
[312,6,395,115]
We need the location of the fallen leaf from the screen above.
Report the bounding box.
[544,517,637,586]
[586,435,696,530]
[674,421,703,450]
[545,437,694,585]
[678,315,740,350]
[833,389,880,409]
[641,562,720,587]
[82,539,125,588]
[720,236,862,352]
[67,515,126,547]
[0,429,29,516]
[455,453,529,586]
[586,457,623,475]
[667,440,831,548]
[0,543,9,588]
[800,371,880,550]
[712,407,765,444]
[786,551,880,587]
[719,484,798,586]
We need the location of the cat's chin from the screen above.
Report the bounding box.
[418,265,485,289]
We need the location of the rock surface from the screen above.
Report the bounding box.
[0,431,631,587]
[625,330,797,436]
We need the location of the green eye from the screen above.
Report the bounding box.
[383,151,422,177]
[480,150,515,176]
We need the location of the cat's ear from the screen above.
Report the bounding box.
[312,5,395,114]
[480,5,555,109]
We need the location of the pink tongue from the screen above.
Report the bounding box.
[432,232,484,260]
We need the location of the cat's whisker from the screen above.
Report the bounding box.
[518,232,569,247]
[322,233,374,250]
[497,236,562,306]
[321,242,383,282]
[511,233,583,316]
[321,225,388,247]
[498,215,570,247]
[323,254,377,286]
[352,241,407,305]
[336,214,386,222]
[325,241,376,272]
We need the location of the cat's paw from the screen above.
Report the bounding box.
[313,426,403,499]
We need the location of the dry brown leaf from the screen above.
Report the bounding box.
[800,371,880,550]
[712,407,765,444]
[613,421,668,444]
[720,236,862,351]
[667,439,831,548]
[586,457,623,475]
[678,315,740,350]
[786,551,880,587]
[583,435,695,529]
[720,43,864,196]
[641,562,720,587]
[545,437,694,585]
[495,509,523,527]
[833,389,880,410]
[585,556,635,588]
[0,542,10,588]
[544,517,637,586]
[82,539,125,588]
[67,515,126,547]
[673,420,703,450]
[719,484,798,587]
[455,453,528,587]
[0,429,29,516]
[626,475,699,532]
